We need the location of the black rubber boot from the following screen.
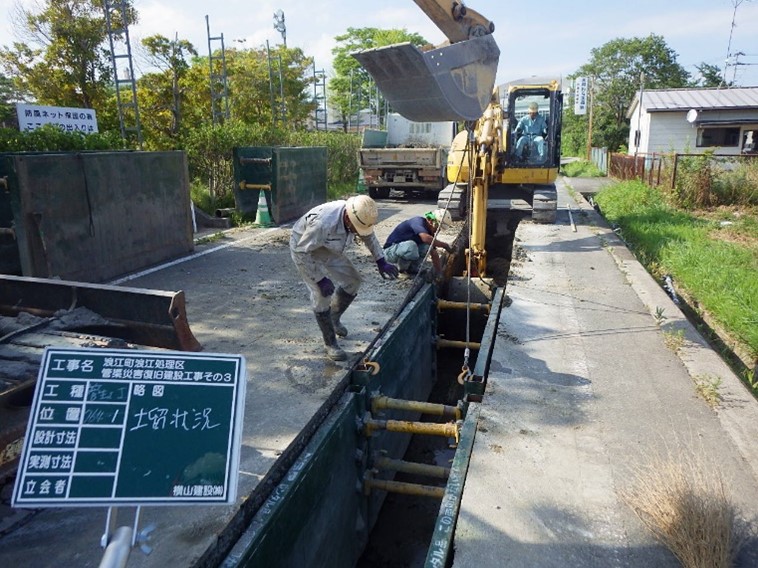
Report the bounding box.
[314,309,347,361]
[330,288,356,338]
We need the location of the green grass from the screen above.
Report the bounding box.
[561,160,606,178]
[595,180,758,364]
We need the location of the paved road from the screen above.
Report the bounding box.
[0,196,449,567]
[454,176,758,567]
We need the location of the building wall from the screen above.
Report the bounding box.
[629,108,758,155]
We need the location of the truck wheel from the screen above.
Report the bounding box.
[368,187,379,199]
[378,188,390,199]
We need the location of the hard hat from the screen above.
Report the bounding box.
[427,208,453,229]
[345,195,378,236]
[528,102,539,111]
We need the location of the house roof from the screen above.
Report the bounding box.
[626,87,758,118]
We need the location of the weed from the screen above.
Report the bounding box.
[654,307,667,326]
[195,232,225,245]
[663,329,686,353]
[621,445,743,568]
[694,374,723,407]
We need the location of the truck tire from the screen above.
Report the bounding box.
[368,187,390,200]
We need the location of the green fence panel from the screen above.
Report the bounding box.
[233,146,327,223]
[0,151,194,282]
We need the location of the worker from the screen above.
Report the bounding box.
[382,209,453,275]
[515,101,548,160]
[290,195,399,361]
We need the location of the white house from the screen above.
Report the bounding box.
[626,87,758,156]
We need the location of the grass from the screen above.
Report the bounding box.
[694,374,723,407]
[595,180,758,371]
[621,445,742,568]
[561,159,605,178]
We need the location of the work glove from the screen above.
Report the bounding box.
[376,258,399,280]
[316,277,335,297]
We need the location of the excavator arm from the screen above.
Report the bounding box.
[413,0,495,43]
[352,0,499,122]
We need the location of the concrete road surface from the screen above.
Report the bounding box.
[454,176,758,567]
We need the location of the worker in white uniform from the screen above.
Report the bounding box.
[290,195,399,361]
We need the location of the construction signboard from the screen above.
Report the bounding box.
[12,348,246,507]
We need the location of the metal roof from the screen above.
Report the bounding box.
[627,87,758,117]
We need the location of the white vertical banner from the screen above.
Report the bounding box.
[574,77,588,115]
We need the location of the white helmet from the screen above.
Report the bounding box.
[429,208,453,229]
[345,195,378,236]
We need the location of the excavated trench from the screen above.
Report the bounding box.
[357,219,519,567]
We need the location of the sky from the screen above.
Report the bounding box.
[1,0,757,88]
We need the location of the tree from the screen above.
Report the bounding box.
[330,27,428,129]
[694,63,728,88]
[136,34,197,146]
[225,44,316,128]
[0,74,17,127]
[567,34,690,152]
[0,0,134,116]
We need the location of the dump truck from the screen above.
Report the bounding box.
[358,113,455,199]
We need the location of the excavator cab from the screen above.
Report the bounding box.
[352,0,500,122]
[502,80,563,171]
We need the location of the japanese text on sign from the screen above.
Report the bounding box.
[12,348,246,508]
[16,103,99,134]
[574,77,589,116]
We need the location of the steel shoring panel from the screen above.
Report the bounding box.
[425,287,504,566]
[219,284,438,567]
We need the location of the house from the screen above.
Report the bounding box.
[626,87,758,156]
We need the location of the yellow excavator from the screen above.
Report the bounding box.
[354,1,562,277]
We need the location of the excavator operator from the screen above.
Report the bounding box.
[515,101,548,161]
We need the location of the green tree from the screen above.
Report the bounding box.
[330,27,428,129]
[0,74,17,127]
[0,0,134,116]
[137,34,197,147]
[226,44,316,128]
[694,62,729,87]
[568,34,690,152]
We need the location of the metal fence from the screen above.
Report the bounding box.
[602,151,758,192]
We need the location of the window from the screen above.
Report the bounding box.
[697,127,740,147]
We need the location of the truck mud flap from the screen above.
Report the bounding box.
[353,34,499,122]
[0,275,202,352]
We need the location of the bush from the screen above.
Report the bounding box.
[561,160,605,178]
[0,125,128,152]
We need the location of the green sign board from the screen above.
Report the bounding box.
[12,348,246,507]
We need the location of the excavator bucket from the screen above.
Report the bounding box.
[0,275,202,352]
[353,34,499,122]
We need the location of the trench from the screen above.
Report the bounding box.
[356,221,518,568]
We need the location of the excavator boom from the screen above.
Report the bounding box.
[352,0,499,122]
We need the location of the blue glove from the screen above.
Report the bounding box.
[376,258,399,280]
[316,277,335,297]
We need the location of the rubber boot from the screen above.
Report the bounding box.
[314,310,346,361]
[331,288,356,338]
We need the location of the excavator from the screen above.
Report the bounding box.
[354,1,562,278]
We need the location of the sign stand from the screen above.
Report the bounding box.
[12,347,246,564]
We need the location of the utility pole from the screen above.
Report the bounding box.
[634,72,645,158]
